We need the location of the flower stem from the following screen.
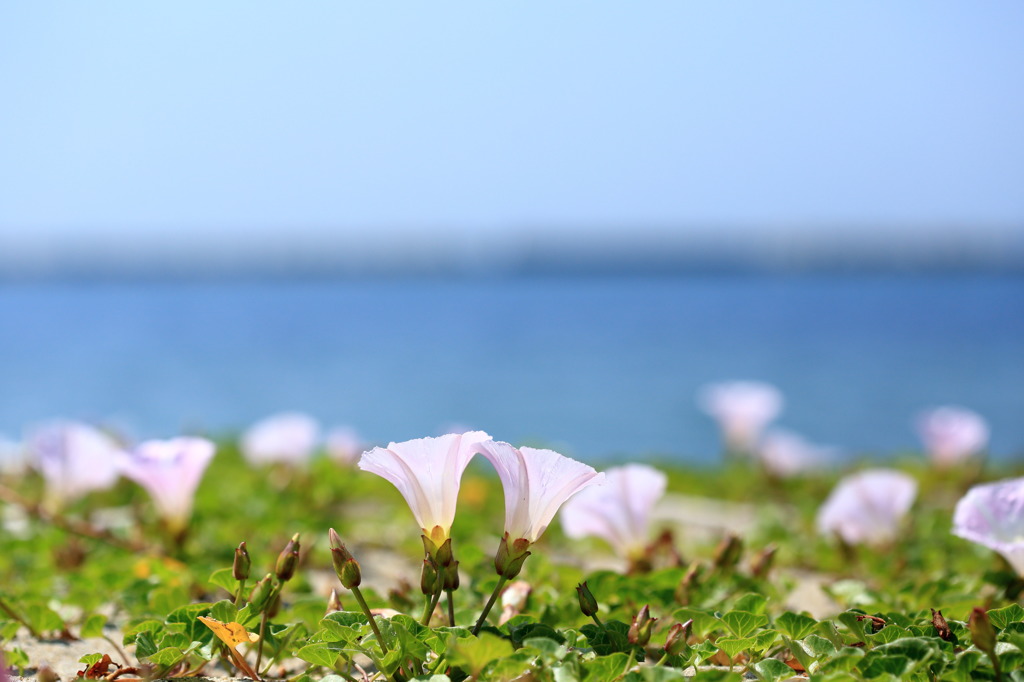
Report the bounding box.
[591,613,605,629]
[351,586,389,654]
[235,579,247,610]
[445,587,456,627]
[472,576,508,635]
[0,595,39,638]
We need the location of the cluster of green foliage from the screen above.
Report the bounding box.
[1,442,1023,681]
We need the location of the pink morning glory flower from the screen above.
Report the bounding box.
[756,428,835,478]
[478,440,604,544]
[560,463,667,560]
[241,412,320,465]
[698,381,783,453]
[915,406,990,466]
[26,421,124,509]
[119,437,216,532]
[816,469,917,545]
[359,431,491,546]
[953,476,1024,576]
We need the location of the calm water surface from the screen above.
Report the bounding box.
[0,274,1021,461]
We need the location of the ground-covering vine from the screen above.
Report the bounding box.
[1,424,1023,682]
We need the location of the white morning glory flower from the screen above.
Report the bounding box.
[560,462,667,559]
[953,476,1024,576]
[816,469,917,545]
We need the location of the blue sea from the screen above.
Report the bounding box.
[0,273,1021,462]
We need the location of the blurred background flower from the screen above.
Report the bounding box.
[916,406,990,467]
[953,476,1024,576]
[816,469,918,545]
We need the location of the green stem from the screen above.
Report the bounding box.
[591,613,605,629]
[472,576,508,635]
[235,579,247,610]
[445,587,456,627]
[255,609,269,673]
[0,595,39,638]
[421,585,442,626]
[655,653,669,666]
[352,586,389,655]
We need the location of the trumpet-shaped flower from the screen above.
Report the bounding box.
[698,381,783,453]
[816,469,917,545]
[119,437,216,531]
[478,440,604,544]
[325,426,364,466]
[915,406,989,466]
[756,429,835,478]
[359,431,491,545]
[241,412,320,465]
[953,476,1024,576]
[560,463,667,559]
[26,421,123,508]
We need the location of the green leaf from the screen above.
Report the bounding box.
[721,610,768,638]
[733,593,768,615]
[448,632,514,675]
[801,633,837,659]
[208,567,239,594]
[870,625,909,644]
[753,658,796,682]
[393,619,430,662]
[145,646,188,668]
[749,629,779,652]
[673,607,721,637]
[134,631,158,659]
[78,653,104,666]
[582,651,631,681]
[80,613,107,639]
[990,604,1024,630]
[296,641,342,669]
[858,653,912,678]
[580,621,632,655]
[775,611,818,640]
[509,622,565,648]
[690,671,742,681]
[944,651,982,682]
[633,667,687,681]
[818,646,865,673]
[716,636,754,657]
[24,603,64,633]
[210,599,238,624]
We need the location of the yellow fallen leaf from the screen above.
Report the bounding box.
[198,616,260,648]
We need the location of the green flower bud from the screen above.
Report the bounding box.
[275,533,300,582]
[628,605,656,647]
[420,558,440,595]
[233,541,251,581]
[326,588,343,614]
[712,533,743,570]
[329,528,362,589]
[494,533,531,579]
[443,561,460,591]
[248,573,275,611]
[663,619,692,656]
[576,581,599,618]
[968,607,997,655]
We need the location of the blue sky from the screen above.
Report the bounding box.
[1,1,1022,261]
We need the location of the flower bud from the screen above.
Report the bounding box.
[712,534,743,570]
[750,544,776,579]
[275,533,300,582]
[675,560,702,605]
[968,607,997,655]
[664,619,692,657]
[233,541,251,581]
[443,561,460,591]
[494,533,531,579]
[576,581,599,618]
[248,573,275,611]
[329,528,361,589]
[628,605,656,647]
[420,558,440,595]
[326,588,343,614]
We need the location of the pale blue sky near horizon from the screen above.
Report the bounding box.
[1,1,1023,259]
